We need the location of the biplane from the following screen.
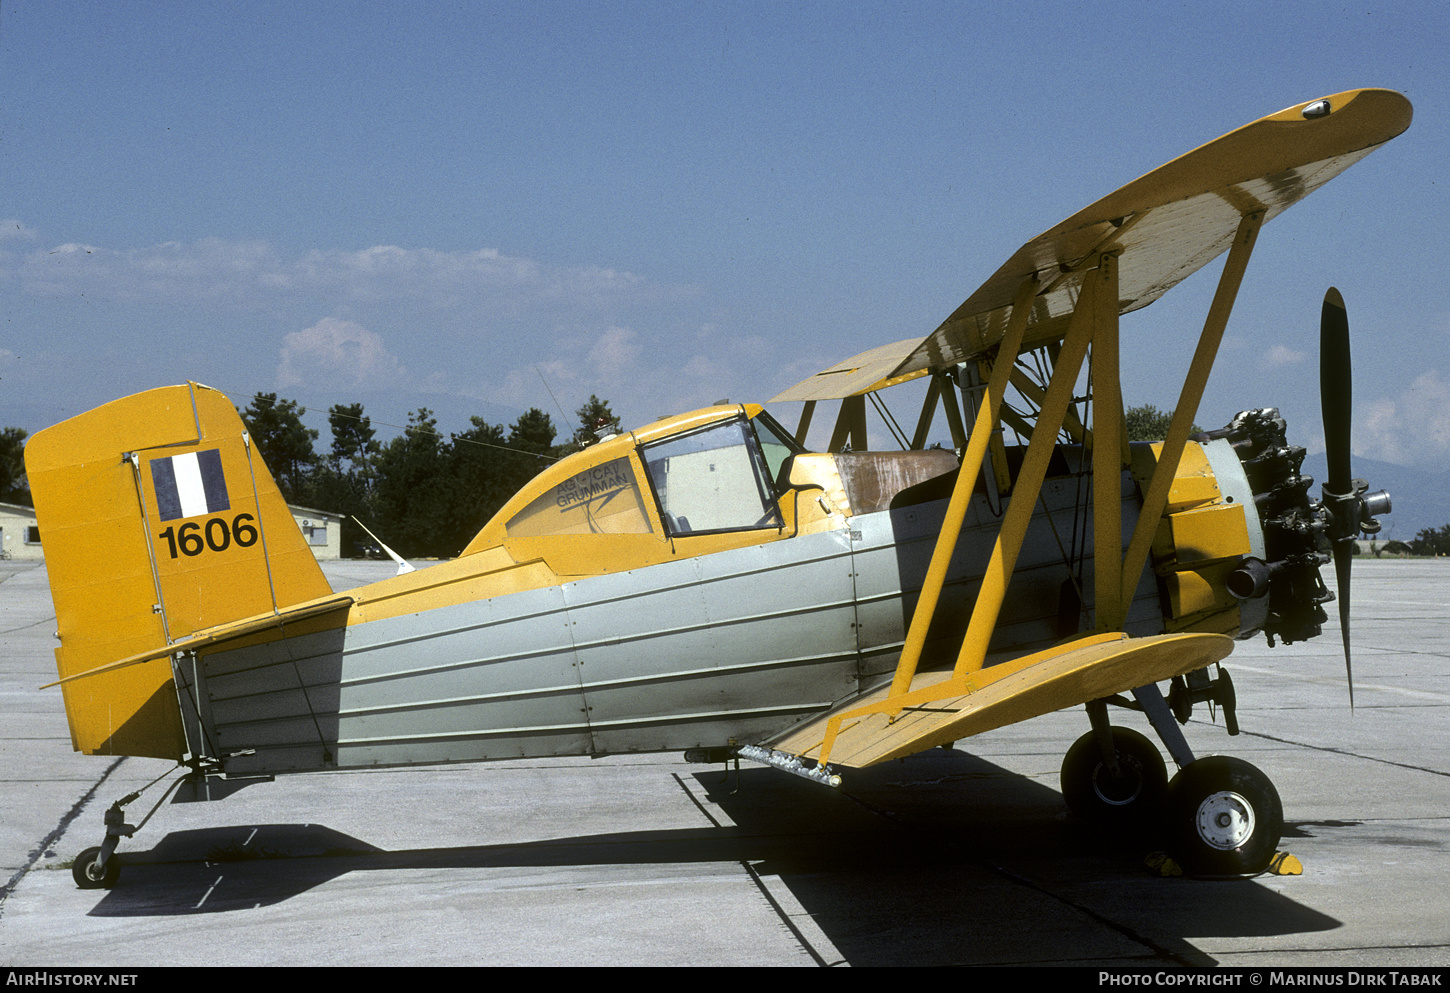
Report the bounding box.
[27,88,1410,888]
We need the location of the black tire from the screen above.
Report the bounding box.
[1166,756,1283,876]
[1060,726,1168,825]
[71,846,120,890]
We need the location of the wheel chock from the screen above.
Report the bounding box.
[1267,851,1303,875]
[1144,852,1182,877]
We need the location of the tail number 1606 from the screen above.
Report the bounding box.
[157,514,259,559]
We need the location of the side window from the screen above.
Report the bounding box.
[642,418,782,535]
[506,457,654,538]
[751,411,802,489]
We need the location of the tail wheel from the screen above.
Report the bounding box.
[1061,726,1167,824]
[1167,756,1283,875]
[71,846,120,890]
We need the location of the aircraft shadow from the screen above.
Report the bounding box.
[700,750,1344,966]
[85,749,1340,966]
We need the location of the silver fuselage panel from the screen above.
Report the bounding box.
[204,528,857,775]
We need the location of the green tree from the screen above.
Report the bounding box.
[371,408,454,558]
[1410,525,1450,557]
[442,416,514,553]
[309,402,381,556]
[571,394,618,448]
[0,426,28,504]
[339,398,607,559]
[441,409,559,553]
[328,402,378,473]
[508,408,556,456]
[240,394,319,503]
[1124,404,1201,442]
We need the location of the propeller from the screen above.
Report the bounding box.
[1320,288,1355,706]
[1318,288,1391,709]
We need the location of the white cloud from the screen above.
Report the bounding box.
[1264,344,1306,367]
[276,318,406,390]
[0,220,39,241]
[1358,369,1450,467]
[7,236,657,314]
[492,326,643,407]
[2,229,723,433]
[489,321,758,424]
[586,326,641,382]
[15,238,281,303]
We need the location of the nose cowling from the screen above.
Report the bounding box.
[1197,407,1376,647]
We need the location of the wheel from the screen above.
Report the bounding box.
[1060,726,1168,825]
[1166,756,1283,875]
[71,846,120,889]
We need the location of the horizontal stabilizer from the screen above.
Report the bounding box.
[41,594,355,690]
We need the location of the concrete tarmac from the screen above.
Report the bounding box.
[2,557,1448,967]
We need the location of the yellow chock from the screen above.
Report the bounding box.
[1144,852,1183,877]
[1267,851,1303,876]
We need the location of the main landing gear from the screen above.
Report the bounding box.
[1059,674,1285,876]
[1165,755,1283,876]
[1060,725,1167,827]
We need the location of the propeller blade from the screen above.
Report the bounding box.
[1333,540,1353,709]
[1320,287,1355,708]
[1321,288,1352,495]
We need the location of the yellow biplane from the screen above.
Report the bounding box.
[27,88,1410,888]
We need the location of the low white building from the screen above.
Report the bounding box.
[0,502,342,563]
[0,502,43,561]
[288,505,342,560]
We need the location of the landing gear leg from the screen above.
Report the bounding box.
[70,767,196,890]
[72,797,136,889]
[1131,682,1196,769]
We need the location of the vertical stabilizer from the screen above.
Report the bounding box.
[25,383,333,759]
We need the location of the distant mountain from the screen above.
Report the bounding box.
[1298,452,1449,541]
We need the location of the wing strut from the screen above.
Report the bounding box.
[827,395,869,452]
[888,275,1037,696]
[887,215,1261,698]
[1091,252,1126,630]
[909,375,942,450]
[815,242,1249,765]
[951,261,1100,676]
[793,400,815,446]
[1110,210,1263,628]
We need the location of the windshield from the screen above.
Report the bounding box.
[641,417,783,535]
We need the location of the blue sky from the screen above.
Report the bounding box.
[3,1,1447,476]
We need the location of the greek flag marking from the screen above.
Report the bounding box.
[152,449,230,521]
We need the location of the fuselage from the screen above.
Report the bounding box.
[186,403,1269,777]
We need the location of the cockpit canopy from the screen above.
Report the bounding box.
[462,405,805,571]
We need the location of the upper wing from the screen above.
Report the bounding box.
[773,87,1412,400]
[769,338,926,402]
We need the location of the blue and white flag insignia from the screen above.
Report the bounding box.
[151,449,231,521]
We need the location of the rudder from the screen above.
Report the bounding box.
[25,382,333,759]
